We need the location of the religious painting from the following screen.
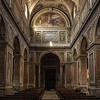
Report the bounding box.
[35,31,41,42]
[59,31,66,43]
[60,53,64,62]
[67,52,72,62]
[89,53,95,83]
[43,31,58,42]
[35,12,66,27]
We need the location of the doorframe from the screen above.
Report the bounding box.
[44,68,58,89]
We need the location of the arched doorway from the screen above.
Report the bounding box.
[80,37,88,85]
[0,14,5,88]
[13,36,20,90]
[73,48,78,86]
[0,14,5,39]
[41,53,60,90]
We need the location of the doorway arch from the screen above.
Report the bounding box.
[40,53,60,90]
[73,48,78,85]
[13,36,20,90]
[0,14,6,88]
[80,37,88,85]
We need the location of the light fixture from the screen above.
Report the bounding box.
[49,41,53,47]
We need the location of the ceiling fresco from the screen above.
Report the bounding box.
[35,12,66,27]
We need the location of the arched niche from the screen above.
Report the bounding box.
[73,48,78,85]
[0,14,6,88]
[95,17,100,42]
[80,37,88,55]
[0,14,6,40]
[40,53,60,89]
[13,36,21,90]
[79,37,88,85]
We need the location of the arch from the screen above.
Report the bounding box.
[41,53,60,66]
[79,36,88,86]
[0,14,6,39]
[80,37,88,55]
[39,51,61,63]
[73,48,77,61]
[24,48,28,88]
[13,36,21,90]
[13,36,20,55]
[40,53,60,89]
[30,8,71,27]
[73,48,78,85]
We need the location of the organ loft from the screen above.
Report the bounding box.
[0,0,100,99]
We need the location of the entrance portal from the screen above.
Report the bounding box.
[41,53,60,89]
[45,69,56,90]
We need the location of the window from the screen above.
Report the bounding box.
[9,0,13,8]
[25,4,28,18]
[88,0,93,8]
[73,5,77,18]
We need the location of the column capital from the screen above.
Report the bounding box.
[60,63,66,66]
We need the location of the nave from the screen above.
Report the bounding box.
[0,0,100,98]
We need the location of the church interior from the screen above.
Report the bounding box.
[0,0,100,99]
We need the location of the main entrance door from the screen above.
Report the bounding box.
[45,69,56,90]
[41,53,60,89]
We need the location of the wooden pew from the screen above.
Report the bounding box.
[0,87,44,100]
[56,87,99,100]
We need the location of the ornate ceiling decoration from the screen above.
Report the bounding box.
[27,0,79,28]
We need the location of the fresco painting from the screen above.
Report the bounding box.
[35,12,66,27]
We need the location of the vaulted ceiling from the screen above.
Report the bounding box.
[27,0,79,26]
[26,0,80,45]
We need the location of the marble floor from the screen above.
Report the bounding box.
[41,90,60,100]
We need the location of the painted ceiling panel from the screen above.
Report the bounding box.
[35,12,66,27]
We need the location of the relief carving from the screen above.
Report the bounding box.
[35,32,41,42]
[59,31,66,43]
[67,52,72,62]
[60,53,64,62]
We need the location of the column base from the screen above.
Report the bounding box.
[0,87,5,96]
